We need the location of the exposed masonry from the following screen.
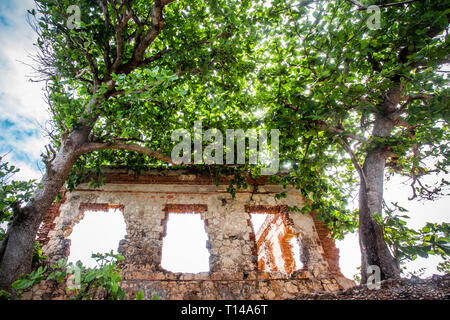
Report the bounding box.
[30,169,355,300]
[253,210,300,274]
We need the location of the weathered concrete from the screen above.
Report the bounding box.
[33,169,354,300]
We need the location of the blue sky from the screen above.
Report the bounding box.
[0,0,448,280]
[0,0,49,180]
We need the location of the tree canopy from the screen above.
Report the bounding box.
[0,0,449,290]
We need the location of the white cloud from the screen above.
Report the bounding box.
[0,0,49,179]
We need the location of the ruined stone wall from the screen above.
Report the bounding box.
[33,169,354,300]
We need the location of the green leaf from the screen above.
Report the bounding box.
[135,291,145,300]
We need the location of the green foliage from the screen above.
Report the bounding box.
[11,251,126,300]
[32,0,260,179]
[248,0,449,240]
[152,292,160,300]
[134,290,159,300]
[135,291,145,300]
[437,260,450,274]
[12,266,47,296]
[0,290,11,300]
[353,266,361,284]
[58,251,126,300]
[0,157,36,241]
[353,273,361,284]
[46,258,70,283]
[381,203,450,269]
[32,242,48,269]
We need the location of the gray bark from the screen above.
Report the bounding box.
[359,85,402,283]
[0,126,91,291]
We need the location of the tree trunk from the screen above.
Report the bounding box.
[0,126,91,291]
[359,84,403,283]
[359,151,401,283]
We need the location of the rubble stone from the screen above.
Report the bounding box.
[292,274,450,300]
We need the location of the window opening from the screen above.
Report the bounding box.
[161,213,210,273]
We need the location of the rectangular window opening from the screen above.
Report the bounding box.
[67,207,126,268]
[161,212,210,273]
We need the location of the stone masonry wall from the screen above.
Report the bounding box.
[32,169,354,300]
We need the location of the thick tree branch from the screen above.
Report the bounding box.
[80,142,174,164]
[339,138,368,187]
[96,0,112,73]
[110,4,134,73]
[137,47,170,67]
[395,93,435,115]
[117,0,174,75]
[85,51,101,89]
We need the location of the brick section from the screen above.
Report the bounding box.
[245,204,285,214]
[311,211,344,277]
[36,189,66,247]
[91,169,271,186]
[257,257,265,271]
[79,203,124,212]
[163,204,208,213]
[266,241,278,271]
[278,231,296,274]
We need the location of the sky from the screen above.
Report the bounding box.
[0,0,50,181]
[0,0,448,280]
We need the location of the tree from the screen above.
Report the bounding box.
[1,0,448,291]
[253,0,449,282]
[0,0,257,290]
